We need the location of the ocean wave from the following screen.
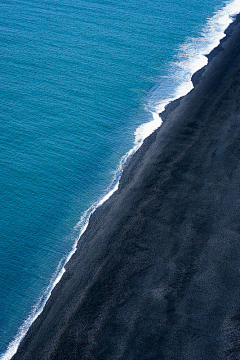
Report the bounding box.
[145,0,240,117]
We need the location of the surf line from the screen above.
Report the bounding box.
[2,1,240,359]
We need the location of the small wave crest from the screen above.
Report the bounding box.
[146,0,240,118]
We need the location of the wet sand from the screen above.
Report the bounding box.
[13,14,240,360]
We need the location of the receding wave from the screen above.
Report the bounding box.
[146,0,240,114]
[2,1,240,359]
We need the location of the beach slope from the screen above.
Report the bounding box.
[13,14,240,360]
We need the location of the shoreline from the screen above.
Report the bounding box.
[9,10,240,360]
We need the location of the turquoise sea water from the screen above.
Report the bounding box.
[1,0,240,357]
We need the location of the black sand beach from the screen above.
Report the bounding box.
[13,14,240,360]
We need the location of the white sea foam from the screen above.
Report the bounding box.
[134,111,162,144]
[2,1,240,359]
[146,0,240,118]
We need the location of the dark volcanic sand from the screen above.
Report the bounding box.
[13,15,240,360]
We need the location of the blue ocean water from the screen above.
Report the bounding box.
[0,0,239,357]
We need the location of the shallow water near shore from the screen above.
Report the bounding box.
[1,0,240,358]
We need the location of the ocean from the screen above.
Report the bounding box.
[1,0,240,358]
